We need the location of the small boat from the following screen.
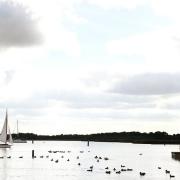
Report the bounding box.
[13,120,27,143]
[0,110,13,148]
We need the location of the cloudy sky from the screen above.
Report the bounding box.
[0,0,180,135]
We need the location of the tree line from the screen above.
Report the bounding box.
[12,131,180,144]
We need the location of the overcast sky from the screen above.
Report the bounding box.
[0,0,180,135]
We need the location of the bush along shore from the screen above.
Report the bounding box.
[12,131,180,144]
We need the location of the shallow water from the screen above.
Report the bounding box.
[0,141,179,180]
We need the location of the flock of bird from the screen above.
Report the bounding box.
[0,149,176,179]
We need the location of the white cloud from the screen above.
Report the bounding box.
[106,27,180,72]
[86,0,145,10]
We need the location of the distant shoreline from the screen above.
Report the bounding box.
[12,131,180,144]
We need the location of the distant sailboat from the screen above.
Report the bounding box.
[13,120,27,143]
[0,110,13,148]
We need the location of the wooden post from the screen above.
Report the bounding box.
[87,141,89,146]
[32,150,35,159]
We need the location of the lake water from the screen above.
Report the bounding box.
[0,141,179,180]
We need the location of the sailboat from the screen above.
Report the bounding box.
[0,110,13,148]
[13,120,27,143]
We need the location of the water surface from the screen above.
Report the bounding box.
[0,141,179,180]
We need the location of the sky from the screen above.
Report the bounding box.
[0,0,180,135]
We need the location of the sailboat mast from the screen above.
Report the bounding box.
[5,110,7,144]
[17,120,19,134]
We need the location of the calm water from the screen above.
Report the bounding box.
[0,141,179,180]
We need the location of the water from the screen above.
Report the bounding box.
[0,141,179,180]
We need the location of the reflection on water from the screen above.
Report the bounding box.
[0,141,179,180]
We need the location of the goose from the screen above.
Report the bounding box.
[170,174,175,178]
[140,172,146,176]
[105,171,111,174]
[165,170,170,174]
[116,171,121,174]
[87,169,93,172]
[127,168,133,171]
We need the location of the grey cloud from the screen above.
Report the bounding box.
[38,90,156,109]
[0,1,43,48]
[112,73,180,95]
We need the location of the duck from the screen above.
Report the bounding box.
[87,169,93,172]
[105,171,111,174]
[165,170,170,174]
[170,174,175,178]
[140,172,146,176]
[121,169,127,171]
[127,168,133,171]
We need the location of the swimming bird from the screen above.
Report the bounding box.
[55,160,59,163]
[87,169,93,172]
[121,169,127,171]
[140,172,146,176]
[105,167,109,170]
[19,156,23,158]
[116,171,121,174]
[170,174,175,178]
[165,170,170,174]
[127,168,133,171]
[105,171,111,174]
[78,163,81,166]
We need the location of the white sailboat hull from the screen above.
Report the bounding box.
[13,139,27,143]
[0,144,12,148]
